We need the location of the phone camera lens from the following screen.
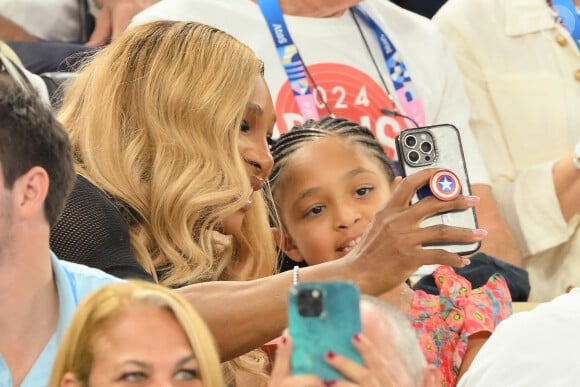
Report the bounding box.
[420,141,432,153]
[408,150,420,163]
[405,135,417,148]
[298,288,324,317]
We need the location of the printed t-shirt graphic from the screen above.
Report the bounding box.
[274,62,409,160]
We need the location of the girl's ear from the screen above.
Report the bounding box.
[271,227,305,263]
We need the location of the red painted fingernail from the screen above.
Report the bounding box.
[353,333,362,342]
[281,336,287,344]
[324,381,337,386]
[326,351,335,359]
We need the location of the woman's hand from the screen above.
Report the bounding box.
[341,168,485,296]
[268,334,326,387]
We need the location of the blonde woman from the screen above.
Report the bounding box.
[57,20,277,288]
[49,281,224,387]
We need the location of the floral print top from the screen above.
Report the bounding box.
[407,265,512,387]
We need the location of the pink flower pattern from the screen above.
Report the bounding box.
[407,266,512,387]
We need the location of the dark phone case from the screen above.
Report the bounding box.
[395,124,480,255]
[288,281,363,381]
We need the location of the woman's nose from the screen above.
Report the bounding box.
[245,147,274,179]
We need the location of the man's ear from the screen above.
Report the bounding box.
[13,166,49,221]
[271,227,305,263]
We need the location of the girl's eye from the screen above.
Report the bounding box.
[240,120,250,132]
[120,372,146,382]
[175,369,198,380]
[305,205,324,217]
[355,187,373,197]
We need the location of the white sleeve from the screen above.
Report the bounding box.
[458,292,580,386]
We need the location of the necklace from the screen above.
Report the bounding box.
[348,6,423,127]
[258,0,424,126]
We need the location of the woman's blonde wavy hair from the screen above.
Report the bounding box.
[49,281,224,387]
[58,21,277,288]
[57,21,276,385]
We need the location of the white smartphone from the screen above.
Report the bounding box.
[395,124,480,255]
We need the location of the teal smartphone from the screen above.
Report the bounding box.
[288,281,363,381]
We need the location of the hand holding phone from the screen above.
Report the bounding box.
[288,281,363,381]
[395,124,480,255]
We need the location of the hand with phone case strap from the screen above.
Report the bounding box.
[340,168,485,297]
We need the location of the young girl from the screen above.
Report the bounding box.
[269,116,512,386]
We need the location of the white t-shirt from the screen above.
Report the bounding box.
[0,0,98,42]
[131,0,489,184]
[458,289,580,386]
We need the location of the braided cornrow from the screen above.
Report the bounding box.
[269,116,395,195]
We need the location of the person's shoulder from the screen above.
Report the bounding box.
[491,290,580,339]
[57,257,121,282]
[56,257,122,300]
[433,0,501,25]
[458,290,580,386]
[521,290,580,321]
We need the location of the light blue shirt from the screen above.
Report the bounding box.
[0,252,121,387]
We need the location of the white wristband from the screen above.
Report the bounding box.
[574,141,580,170]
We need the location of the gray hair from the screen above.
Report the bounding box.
[361,294,427,386]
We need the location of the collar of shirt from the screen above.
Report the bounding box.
[505,0,558,36]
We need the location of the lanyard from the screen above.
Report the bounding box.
[351,5,425,127]
[552,0,580,50]
[257,0,320,120]
[257,0,426,126]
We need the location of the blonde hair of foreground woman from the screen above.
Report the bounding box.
[49,281,224,387]
[57,20,277,287]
